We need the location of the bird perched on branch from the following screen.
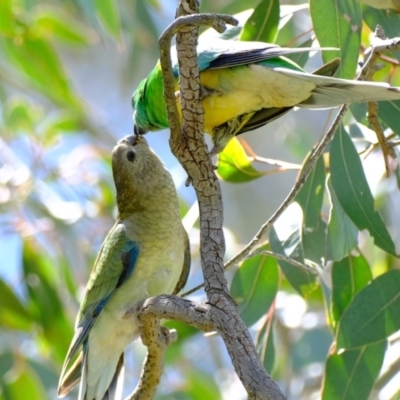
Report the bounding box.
[132,39,400,155]
[58,135,190,400]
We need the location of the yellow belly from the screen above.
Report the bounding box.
[175,65,315,134]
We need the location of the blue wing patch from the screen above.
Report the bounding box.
[117,243,140,288]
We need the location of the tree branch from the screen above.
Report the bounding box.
[127,1,287,399]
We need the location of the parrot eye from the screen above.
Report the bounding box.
[126,150,136,163]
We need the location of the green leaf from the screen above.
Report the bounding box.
[217,138,265,183]
[240,0,280,43]
[376,100,400,136]
[34,6,94,45]
[350,103,368,125]
[269,225,317,297]
[302,218,327,264]
[93,0,121,40]
[295,153,325,230]
[310,0,362,78]
[330,125,397,256]
[4,365,48,400]
[0,35,82,108]
[322,340,386,400]
[231,248,279,327]
[2,97,39,132]
[326,178,359,261]
[337,270,400,349]
[294,149,326,265]
[256,319,275,373]
[22,239,73,362]
[0,278,32,331]
[331,254,372,326]
[0,0,17,36]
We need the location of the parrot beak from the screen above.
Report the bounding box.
[134,124,147,136]
[121,135,138,146]
[119,134,148,146]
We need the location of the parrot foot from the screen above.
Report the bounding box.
[122,300,145,326]
[199,86,222,101]
[174,87,222,101]
[159,326,178,346]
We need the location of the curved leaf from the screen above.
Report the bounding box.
[337,270,400,349]
[94,0,121,40]
[330,125,396,256]
[34,6,95,45]
[256,319,275,373]
[322,340,386,400]
[217,138,265,183]
[5,365,48,400]
[0,35,81,107]
[326,178,358,262]
[269,203,317,297]
[295,153,325,230]
[310,0,362,78]
[231,248,279,327]
[240,0,280,43]
[0,278,32,331]
[331,254,372,326]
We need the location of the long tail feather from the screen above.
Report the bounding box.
[102,354,125,400]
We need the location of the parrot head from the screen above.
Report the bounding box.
[112,135,168,217]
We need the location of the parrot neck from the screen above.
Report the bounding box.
[116,183,179,221]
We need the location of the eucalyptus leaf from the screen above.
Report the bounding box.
[231,248,279,327]
[217,138,266,183]
[330,125,397,256]
[240,0,280,43]
[337,270,400,349]
[310,0,362,78]
[322,340,386,400]
[326,178,359,262]
[331,254,372,327]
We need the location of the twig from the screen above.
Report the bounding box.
[126,319,177,400]
[250,249,317,275]
[182,247,317,297]
[367,101,396,177]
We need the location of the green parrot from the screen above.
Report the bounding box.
[132,39,400,154]
[58,135,190,400]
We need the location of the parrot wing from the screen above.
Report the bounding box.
[171,39,329,72]
[58,222,139,393]
[237,58,342,134]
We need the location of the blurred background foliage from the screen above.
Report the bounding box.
[1,0,400,399]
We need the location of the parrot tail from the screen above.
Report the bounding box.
[78,344,125,400]
[275,68,400,108]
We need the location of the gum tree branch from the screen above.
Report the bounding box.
[127,1,287,399]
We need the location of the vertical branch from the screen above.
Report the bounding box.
[174,1,229,295]
[158,2,286,399]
